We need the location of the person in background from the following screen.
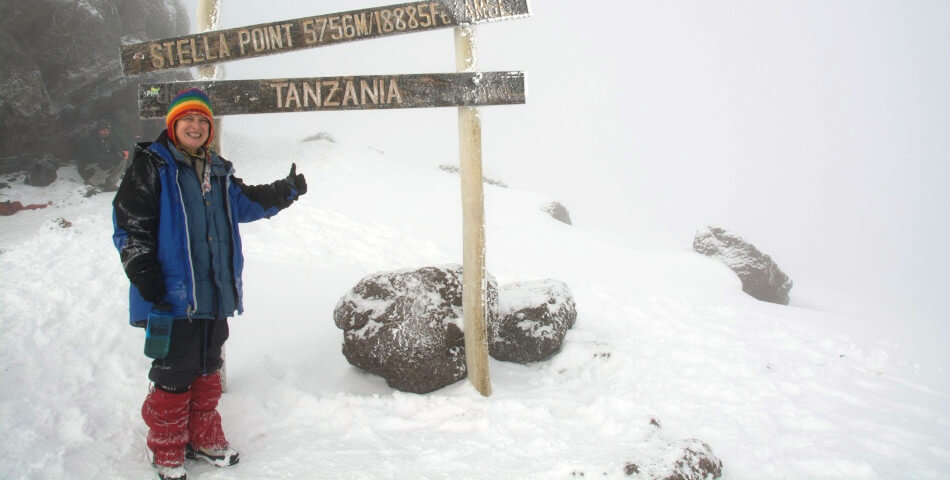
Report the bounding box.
[78,120,131,191]
[112,88,307,480]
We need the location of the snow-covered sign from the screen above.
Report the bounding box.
[136,72,525,118]
[120,0,531,75]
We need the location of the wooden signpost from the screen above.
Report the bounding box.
[123,0,531,397]
[121,0,530,76]
[137,72,524,117]
[455,25,491,396]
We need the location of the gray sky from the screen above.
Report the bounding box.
[182,0,950,366]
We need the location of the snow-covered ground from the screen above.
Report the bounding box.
[1,134,948,479]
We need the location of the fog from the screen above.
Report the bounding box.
[182,1,949,376]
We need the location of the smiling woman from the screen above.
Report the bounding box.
[111,86,309,480]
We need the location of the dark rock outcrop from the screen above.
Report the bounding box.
[0,0,191,166]
[333,265,499,394]
[490,280,576,363]
[541,201,572,225]
[693,226,792,305]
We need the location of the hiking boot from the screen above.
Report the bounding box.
[152,462,187,480]
[185,443,240,467]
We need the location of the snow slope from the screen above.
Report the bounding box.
[1,134,948,479]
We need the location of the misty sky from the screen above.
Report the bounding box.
[179,1,949,364]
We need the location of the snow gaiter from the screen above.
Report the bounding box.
[142,387,191,467]
[188,371,229,450]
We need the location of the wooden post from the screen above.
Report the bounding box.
[198,0,223,154]
[455,25,491,397]
[199,0,227,392]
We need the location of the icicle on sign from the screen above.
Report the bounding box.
[120,0,530,76]
[137,72,525,117]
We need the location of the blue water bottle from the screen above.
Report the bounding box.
[144,303,174,359]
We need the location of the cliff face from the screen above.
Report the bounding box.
[0,0,192,168]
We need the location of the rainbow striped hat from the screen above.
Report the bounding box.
[166,88,214,148]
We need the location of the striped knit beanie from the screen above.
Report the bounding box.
[166,88,214,148]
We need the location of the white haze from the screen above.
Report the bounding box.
[180,1,950,385]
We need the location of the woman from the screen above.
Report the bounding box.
[113,88,307,480]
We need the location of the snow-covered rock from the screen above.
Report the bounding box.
[541,201,573,225]
[625,439,723,480]
[335,267,578,389]
[301,132,336,143]
[490,279,576,364]
[333,264,499,394]
[692,226,793,305]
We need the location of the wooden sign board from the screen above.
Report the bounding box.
[137,71,524,118]
[121,0,530,76]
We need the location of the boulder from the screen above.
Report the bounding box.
[25,155,58,187]
[655,439,723,480]
[693,226,792,305]
[541,201,572,225]
[333,265,499,394]
[624,439,723,480]
[490,280,576,364]
[0,0,191,165]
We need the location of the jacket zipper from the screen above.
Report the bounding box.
[174,165,198,320]
[222,169,242,313]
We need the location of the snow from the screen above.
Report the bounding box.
[1,134,949,479]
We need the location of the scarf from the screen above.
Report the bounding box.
[185,150,213,197]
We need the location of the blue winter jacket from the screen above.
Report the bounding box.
[112,132,298,325]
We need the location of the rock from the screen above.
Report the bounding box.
[438,164,508,188]
[624,463,641,475]
[302,132,336,143]
[693,226,792,305]
[0,0,191,165]
[624,439,723,480]
[333,264,499,394]
[541,201,572,225]
[654,440,723,480]
[1,155,39,176]
[490,280,576,364]
[25,155,58,187]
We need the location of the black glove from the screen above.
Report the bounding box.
[284,163,307,199]
[151,301,172,313]
[130,262,166,305]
